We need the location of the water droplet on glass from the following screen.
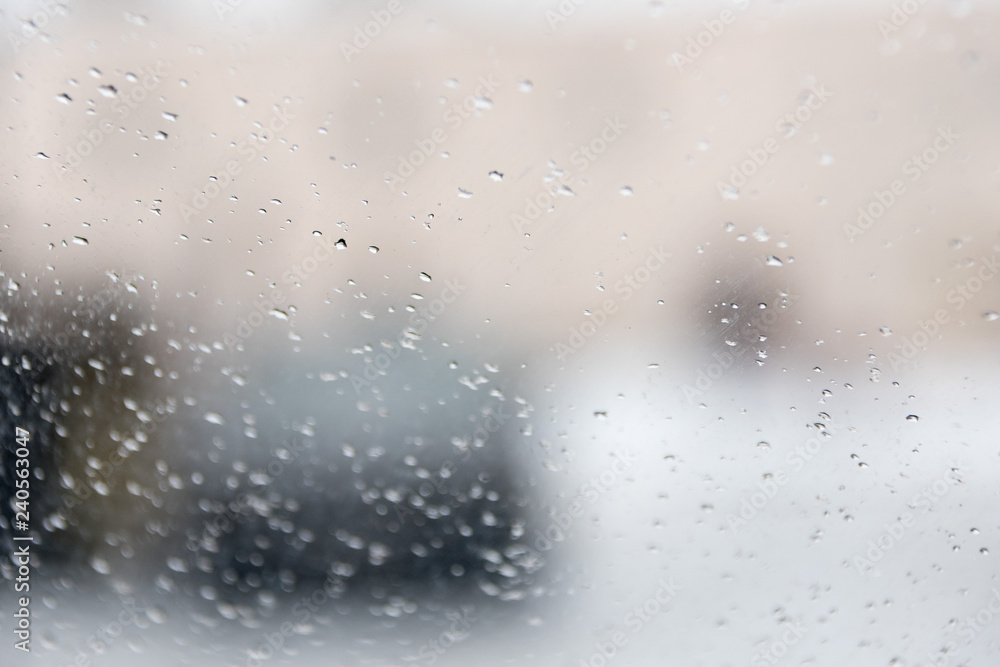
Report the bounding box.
[906,414,919,422]
[458,187,473,198]
[620,186,634,196]
[982,311,999,322]
[90,557,111,574]
[419,272,432,282]
[369,245,379,254]
[335,238,347,249]
[234,96,248,107]
[204,412,225,425]
[489,170,503,181]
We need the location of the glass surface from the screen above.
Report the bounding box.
[1,1,998,665]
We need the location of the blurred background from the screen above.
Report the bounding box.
[1,0,999,665]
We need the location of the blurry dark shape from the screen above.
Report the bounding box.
[0,275,165,573]
[694,246,799,371]
[163,326,544,602]
[1,279,546,605]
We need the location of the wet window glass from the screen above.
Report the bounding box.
[2,1,998,665]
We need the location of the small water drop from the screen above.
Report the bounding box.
[335,238,347,249]
[982,311,999,322]
[765,256,783,267]
[204,412,225,425]
[418,272,432,282]
[489,170,503,181]
[72,236,89,246]
[234,96,248,107]
[90,557,111,574]
[368,245,379,254]
[905,414,919,422]
[619,186,634,196]
[457,187,473,198]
